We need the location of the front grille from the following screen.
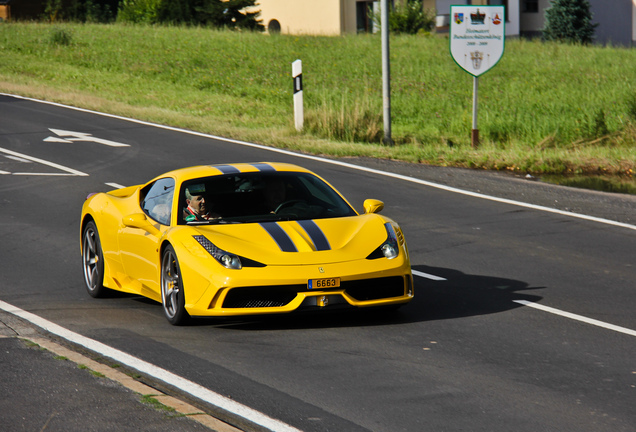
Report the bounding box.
[343,276,405,301]
[222,276,407,309]
[222,285,304,308]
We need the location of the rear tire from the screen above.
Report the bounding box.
[82,221,108,298]
[161,245,190,325]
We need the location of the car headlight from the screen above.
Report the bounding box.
[367,222,401,260]
[381,222,399,259]
[193,235,242,269]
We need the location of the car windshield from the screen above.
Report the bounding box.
[178,171,357,225]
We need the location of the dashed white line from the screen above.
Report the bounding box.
[412,270,447,281]
[106,182,126,189]
[0,300,303,432]
[513,300,636,337]
[412,272,636,337]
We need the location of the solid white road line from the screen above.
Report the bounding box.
[513,300,636,337]
[0,300,302,432]
[0,146,88,176]
[2,93,635,232]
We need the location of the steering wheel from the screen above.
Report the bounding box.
[274,199,304,214]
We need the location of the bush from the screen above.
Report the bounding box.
[193,0,264,30]
[43,0,115,23]
[117,0,161,23]
[373,0,435,35]
[118,0,263,29]
[49,27,73,45]
[543,0,597,44]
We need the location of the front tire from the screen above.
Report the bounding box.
[82,221,108,298]
[161,245,190,325]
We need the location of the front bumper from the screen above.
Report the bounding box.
[184,257,413,317]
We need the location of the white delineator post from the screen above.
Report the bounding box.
[292,60,303,131]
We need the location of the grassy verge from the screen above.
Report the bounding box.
[1,22,634,183]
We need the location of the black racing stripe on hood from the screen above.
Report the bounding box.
[260,222,297,252]
[297,220,331,251]
[251,163,276,172]
[214,165,241,174]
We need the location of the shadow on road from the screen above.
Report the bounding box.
[408,264,543,322]
[187,265,544,331]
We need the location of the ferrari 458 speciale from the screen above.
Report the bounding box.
[81,162,413,325]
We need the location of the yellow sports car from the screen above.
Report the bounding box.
[81,162,413,325]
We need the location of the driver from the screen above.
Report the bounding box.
[264,177,286,213]
[184,184,219,222]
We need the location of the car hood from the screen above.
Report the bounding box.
[188,214,389,266]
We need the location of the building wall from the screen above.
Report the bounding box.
[634,1,636,43]
[504,0,520,37]
[256,0,633,45]
[588,0,633,46]
[429,0,519,37]
[257,0,344,35]
[519,0,549,36]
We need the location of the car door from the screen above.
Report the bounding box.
[118,177,174,299]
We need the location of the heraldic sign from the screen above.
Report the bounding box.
[450,5,505,77]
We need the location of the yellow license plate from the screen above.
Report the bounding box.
[308,277,340,289]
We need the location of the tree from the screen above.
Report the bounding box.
[119,0,263,30]
[192,0,263,30]
[543,0,597,44]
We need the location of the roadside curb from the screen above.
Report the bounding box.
[0,309,242,432]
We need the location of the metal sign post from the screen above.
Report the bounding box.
[381,0,392,145]
[292,59,303,131]
[450,6,505,147]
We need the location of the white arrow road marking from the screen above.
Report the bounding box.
[43,136,74,143]
[0,147,88,176]
[45,128,130,147]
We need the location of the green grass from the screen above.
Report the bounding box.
[0,22,634,181]
[140,394,186,417]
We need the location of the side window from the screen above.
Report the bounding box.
[140,178,175,225]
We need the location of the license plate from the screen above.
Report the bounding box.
[308,277,340,289]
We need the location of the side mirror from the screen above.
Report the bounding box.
[122,213,160,235]
[363,199,384,214]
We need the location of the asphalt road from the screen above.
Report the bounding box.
[1,94,635,432]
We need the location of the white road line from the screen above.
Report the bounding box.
[0,300,302,432]
[47,128,130,147]
[13,173,78,176]
[3,155,32,163]
[412,270,447,281]
[513,300,636,337]
[0,146,88,177]
[2,92,635,232]
[3,93,633,430]
[413,270,636,337]
[106,182,126,189]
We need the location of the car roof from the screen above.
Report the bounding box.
[159,162,313,183]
